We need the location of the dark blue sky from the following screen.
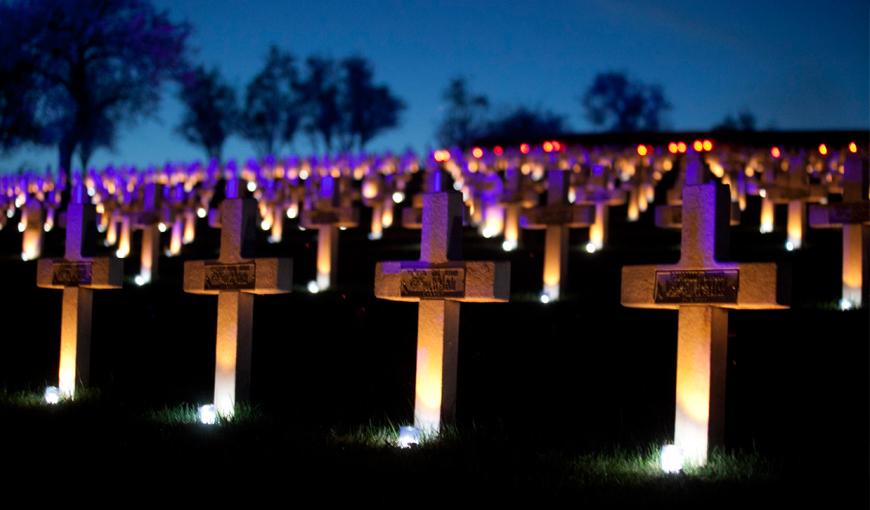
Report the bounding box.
[5,0,868,171]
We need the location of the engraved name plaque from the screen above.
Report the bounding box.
[205,263,256,290]
[308,210,339,225]
[52,262,93,286]
[400,268,466,298]
[654,270,739,304]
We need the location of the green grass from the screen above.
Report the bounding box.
[147,401,264,426]
[0,386,102,407]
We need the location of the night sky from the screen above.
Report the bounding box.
[4,0,868,172]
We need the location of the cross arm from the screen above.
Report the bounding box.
[375,260,510,303]
[621,262,789,310]
[521,204,594,229]
[184,258,293,295]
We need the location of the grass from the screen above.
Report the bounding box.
[147,401,264,426]
[0,386,102,407]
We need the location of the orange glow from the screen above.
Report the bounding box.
[434,150,451,163]
[818,143,828,156]
[668,142,678,154]
[848,142,858,153]
[520,143,530,154]
[543,141,554,153]
[787,201,804,249]
[677,142,687,153]
[702,139,713,152]
[471,147,484,159]
[770,146,781,159]
[843,224,863,306]
[637,144,648,157]
[552,141,562,151]
[493,145,504,156]
[693,140,703,152]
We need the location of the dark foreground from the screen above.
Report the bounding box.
[0,184,867,505]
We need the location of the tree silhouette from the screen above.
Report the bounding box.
[713,109,757,132]
[582,72,670,132]
[298,57,341,153]
[436,78,489,150]
[240,46,302,157]
[0,0,189,194]
[176,65,238,160]
[0,4,42,152]
[480,106,566,142]
[338,57,405,151]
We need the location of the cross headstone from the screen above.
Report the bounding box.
[183,177,293,417]
[300,174,358,291]
[521,168,594,301]
[497,165,536,251]
[132,182,163,285]
[809,154,869,309]
[20,197,44,261]
[621,152,789,466]
[37,183,123,398]
[574,163,626,252]
[375,170,510,433]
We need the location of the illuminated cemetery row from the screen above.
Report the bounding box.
[2,140,866,451]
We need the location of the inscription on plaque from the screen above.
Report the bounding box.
[830,202,870,224]
[400,268,466,298]
[654,270,739,303]
[533,206,574,225]
[205,263,256,290]
[52,262,93,286]
[308,210,340,225]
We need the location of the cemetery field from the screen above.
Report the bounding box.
[0,191,867,505]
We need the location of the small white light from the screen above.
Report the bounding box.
[397,426,421,448]
[44,386,60,405]
[568,189,576,204]
[260,220,271,231]
[97,223,107,233]
[43,223,52,232]
[17,222,25,232]
[307,280,320,294]
[840,298,855,311]
[198,404,217,425]
[87,187,95,197]
[298,225,306,231]
[502,240,517,252]
[286,207,298,219]
[15,195,25,207]
[196,207,207,218]
[368,232,382,240]
[585,242,597,254]
[539,292,551,304]
[299,169,309,180]
[21,252,30,261]
[115,249,126,258]
[158,222,167,233]
[392,191,405,204]
[452,181,463,191]
[246,181,257,192]
[785,241,795,252]
[660,444,684,474]
[339,226,347,231]
[759,189,767,198]
[6,208,14,218]
[134,274,147,286]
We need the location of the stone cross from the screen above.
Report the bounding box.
[20,197,44,261]
[37,184,123,398]
[183,177,292,417]
[759,155,825,249]
[132,182,163,285]
[621,152,789,466]
[497,165,536,251]
[301,174,358,291]
[521,168,594,301]
[809,154,869,309]
[375,170,510,433]
[574,163,626,252]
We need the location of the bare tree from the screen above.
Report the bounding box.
[298,57,341,153]
[338,57,405,151]
[240,46,302,157]
[435,78,489,150]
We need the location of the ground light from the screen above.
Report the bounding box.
[392,191,405,204]
[197,207,207,218]
[840,298,857,311]
[585,241,598,254]
[397,426,421,448]
[307,280,320,294]
[539,291,552,304]
[198,404,217,425]
[785,240,795,252]
[44,386,61,405]
[502,239,517,252]
[660,444,684,474]
[134,274,148,286]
